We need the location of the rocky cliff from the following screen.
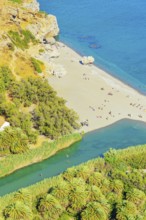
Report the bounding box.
[0,0,60,78]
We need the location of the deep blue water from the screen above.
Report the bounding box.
[1,119,146,196]
[39,0,146,94]
[1,1,146,197]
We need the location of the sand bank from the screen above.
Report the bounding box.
[48,42,146,132]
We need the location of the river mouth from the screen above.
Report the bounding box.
[0,119,146,197]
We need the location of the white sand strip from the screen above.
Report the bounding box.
[48,42,146,133]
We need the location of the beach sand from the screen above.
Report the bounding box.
[48,42,146,133]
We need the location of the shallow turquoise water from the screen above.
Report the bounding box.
[38,0,146,94]
[1,2,146,197]
[0,119,146,196]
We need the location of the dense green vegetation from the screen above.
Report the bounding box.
[0,127,29,154]
[8,30,38,50]
[0,66,80,155]
[0,66,14,92]
[104,146,146,169]
[1,2,146,220]
[0,133,81,177]
[0,145,146,220]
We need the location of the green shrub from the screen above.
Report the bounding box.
[31,58,43,73]
[39,49,45,53]
[0,66,14,89]
[0,127,29,155]
[8,30,38,50]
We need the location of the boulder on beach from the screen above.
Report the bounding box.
[81,56,95,65]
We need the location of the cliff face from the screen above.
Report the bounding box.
[0,0,59,78]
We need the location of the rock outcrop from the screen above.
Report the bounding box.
[81,56,95,65]
[0,0,60,78]
[0,0,59,42]
[23,0,40,12]
[27,14,59,42]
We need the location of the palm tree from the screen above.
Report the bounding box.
[13,189,32,206]
[1,127,29,154]
[124,200,137,215]
[76,165,93,181]
[81,202,107,220]
[98,199,111,216]
[69,178,86,191]
[68,187,88,213]
[106,192,122,205]
[37,194,63,220]
[50,181,70,208]
[91,158,105,172]
[116,200,138,220]
[88,172,104,187]
[32,214,43,220]
[116,208,135,220]
[136,216,146,220]
[126,188,146,208]
[58,212,73,220]
[62,167,77,181]
[86,185,104,202]
[110,179,124,195]
[3,201,32,220]
[100,178,110,195]
[127,169,144,189]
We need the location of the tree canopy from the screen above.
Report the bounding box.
[0,66,80,155]
[0,145,146,219]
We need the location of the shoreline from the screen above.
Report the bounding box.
[49,41,146,133]
[59,40,145,96]
[57,42,146,97]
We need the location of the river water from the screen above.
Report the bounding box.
[1,119,146,196]
[1,1,146,197]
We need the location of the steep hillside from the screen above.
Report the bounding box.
[0,0,59,79]
[0,0,80,161]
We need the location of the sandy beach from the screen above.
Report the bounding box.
[48,42,146,133]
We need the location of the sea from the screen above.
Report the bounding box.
[1,1,146,194]
[38,0,146,95]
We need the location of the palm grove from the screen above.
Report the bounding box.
[0,145,146,220]
[0,66,80,155]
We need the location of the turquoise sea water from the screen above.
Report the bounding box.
[39,0,146,94]
[1,1,146,197]
[1,119,146,196]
